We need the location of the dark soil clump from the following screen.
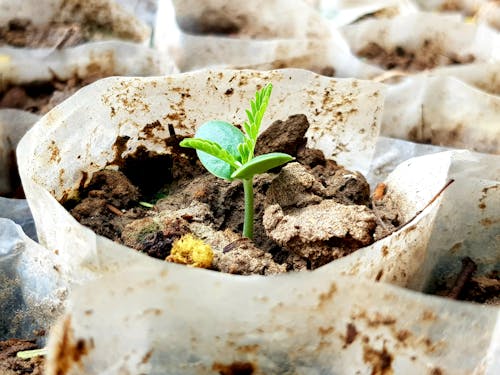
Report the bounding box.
[0,339,45,375]
[68,114,402,274]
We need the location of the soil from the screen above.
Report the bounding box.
[0,19,87,48]
[434,257,500,305]
[0,73,106,115]
[66,114,403,275]
[357,40,475,72]
[0,339,45,375]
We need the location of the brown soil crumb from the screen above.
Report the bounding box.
[357,41,475,72]
[0,19,87,48]
[0,339,45,375]
[68,114,402,274]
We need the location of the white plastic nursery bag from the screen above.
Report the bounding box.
[0,218,68,341]
[18,69,454,288]
[43,148,500,374]
[44,256,500,374]
[341,11,499,72]
[0,0,150,44]
[1,40,177,86]
[382,74,500,154]
[155,0,381,77]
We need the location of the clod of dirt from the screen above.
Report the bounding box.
[264,199,377,268]
[311,163,371,206]
[122,216,189,260]
[0,339,44,375]
[266,162,324,208]
[83,169,139,207]
[267,161,371,209]
[69,170,144,240]
[255,114,309,156]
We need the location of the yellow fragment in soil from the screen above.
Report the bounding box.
[167,234,213,269]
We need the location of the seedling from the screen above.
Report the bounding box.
[180,83,293,239]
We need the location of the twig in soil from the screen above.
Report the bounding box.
[398,179,454,229]
[106,203,123,216]
[447,257,478,300]
[377,179,455,241]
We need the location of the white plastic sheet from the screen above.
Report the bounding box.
[1,40,177,85]
[155,0,381,77]
[45,237,500,374]
[341,12,499,70]
[318,0,418,26]
[43,149,499,374]
[0,218,67,341]
[382,75,500,153]
[0,0,150,43]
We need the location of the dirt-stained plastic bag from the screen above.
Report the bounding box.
[1,40,176,86]
[44,246,500,374]
[155,0,381,77]
[43,149,500,374]
[341,12,499,73]
[18,69,456,288]
[0,0,150,44]
[0,218,68,341]
[382,74,500,153]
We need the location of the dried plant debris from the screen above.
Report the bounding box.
[68,114,403,274]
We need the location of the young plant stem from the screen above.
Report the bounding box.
[242,178,254,239]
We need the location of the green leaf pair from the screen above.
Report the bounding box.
[180,120,292,180]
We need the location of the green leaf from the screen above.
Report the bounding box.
[180,120,244,179]
[180,138,238,167]
[231,152,293,180]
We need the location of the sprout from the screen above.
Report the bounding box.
[180,84,293,239]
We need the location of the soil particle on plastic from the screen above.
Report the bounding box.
[212,361,255,375]
[363,344,393,375]
[357,41,475,72]
[68,114,402,274]
[0,339,45,375]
